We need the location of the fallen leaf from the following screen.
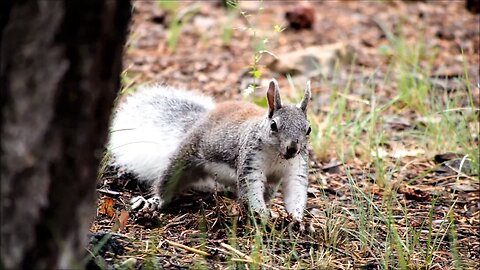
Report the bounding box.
[112,210,129,232]
[392,148,425,159]
[400,186,430,202]
[416,115,442,126]
[118,210,129,231]
[371,144,425,159]
[99,197,115,218]
[309,208,324,218]
[450,183,478,192]
[371,147,388,158]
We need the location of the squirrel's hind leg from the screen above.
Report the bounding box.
[153,140,207,208]
[130,195,164,211]
[130,157,206,211]
[129,130,207,212]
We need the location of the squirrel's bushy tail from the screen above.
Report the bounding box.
[108,85,215,183]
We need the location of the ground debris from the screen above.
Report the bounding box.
[92,1,480,269]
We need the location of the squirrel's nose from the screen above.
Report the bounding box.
[284,142,298,159]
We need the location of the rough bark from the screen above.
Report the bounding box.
[0,1,131,269]
[466,0,480,13]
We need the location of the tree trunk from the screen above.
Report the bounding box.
[466,0,480,14]
[0,1,131,269]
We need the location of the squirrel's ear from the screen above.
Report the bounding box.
[267,79,282,118]
[299,80,311,113]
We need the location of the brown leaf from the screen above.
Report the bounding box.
[99,197,115,218]
[112,210,129,232]
[450,183,478,192]
[118,210,129,231]
[400,186,430,202]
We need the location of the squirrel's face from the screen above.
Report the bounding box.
[269,106,310,160]
[265,79,311,160]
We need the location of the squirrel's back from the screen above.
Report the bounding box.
[108,85,215,182]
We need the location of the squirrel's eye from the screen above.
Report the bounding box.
[270,120,278,132]
[306,126,311,135]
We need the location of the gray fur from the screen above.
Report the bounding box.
[110,80,311,220]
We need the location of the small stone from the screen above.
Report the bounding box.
[285,3,316,30]
[268,43,348,77]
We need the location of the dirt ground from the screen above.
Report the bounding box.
[90,1,479,269]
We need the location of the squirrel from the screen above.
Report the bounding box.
[108,79,311,221]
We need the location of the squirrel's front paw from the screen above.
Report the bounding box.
[130,196,163,211]
[285,215,315,233]
[248,205,271,220]
[288,218,306,232]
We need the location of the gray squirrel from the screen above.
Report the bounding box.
[108,79,311,221]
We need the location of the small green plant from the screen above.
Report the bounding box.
[167,5,200,51]
[83,233,113,269]
[157,0,200,51]
[223,0,283,98]
[157,0,178,12]
[221,0,239,45]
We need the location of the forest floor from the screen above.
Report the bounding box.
[90,1,479,269]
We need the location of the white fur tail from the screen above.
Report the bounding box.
[108,85,215,183]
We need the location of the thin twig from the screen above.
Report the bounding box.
[166,240,209,256]
[220,242,252,260]
[219,243,282,270]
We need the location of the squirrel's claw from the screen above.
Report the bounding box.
[288,219,306,232]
